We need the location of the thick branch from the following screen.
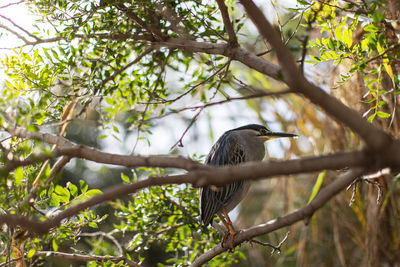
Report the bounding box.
[33,251,139,267]
[0,150,373,235]
[216,0,238,46]
[7,126,203,171]
[238,0,392,152]
[7,124,373,179]
[156,38,281,79]
[191,168,366,266]
[36,33,152,45]
[192,150,370,187]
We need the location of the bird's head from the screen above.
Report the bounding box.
[231,124,297,143]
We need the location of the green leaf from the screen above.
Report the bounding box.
[85,189,102,197]
[67,182,78,197]
[121,172,130,183]
[377,111,390,118]
[26,125,39,132]
[39,188,47,200]
[334,27,342,42]
[297,0,310,5]
[378,101,387,108]
[5,80,14,89]
[309,55,321,62]
[54,185,70,203]
[70,189,102,206]
[105,97,114,105]
[88,222,98,228]
[373,11,384,23]
[52,239,59,251]
[14,167,24,185]
[308,170,326,204]
[80,180,88,193]
[368,113,377,122]
[327,38,335,50]
[364,24,380,32]
[27,248,36,259]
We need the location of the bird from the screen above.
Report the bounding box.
[199,124,296,249]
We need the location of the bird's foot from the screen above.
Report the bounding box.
[221,222,238,251]
[221,231,230,247]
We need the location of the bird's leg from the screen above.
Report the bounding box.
[217,213,231,247]
[221,206,238,250]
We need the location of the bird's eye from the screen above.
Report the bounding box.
[259,128,269,135]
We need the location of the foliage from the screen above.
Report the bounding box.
[0,0,399,266]
[302,0,399,122]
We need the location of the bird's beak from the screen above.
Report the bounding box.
[266,132,297,138]
[259,131,297,141]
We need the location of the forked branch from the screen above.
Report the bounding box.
[190,168,365,266]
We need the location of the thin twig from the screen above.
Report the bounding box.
[347,178,359,206]
[79,231,123,255]
[0,14,40,40]
[170,107,203,150]
[0,24,30,44]
[99,46,155,89]
[138,60,231,105]
[0,0,25,9]
[149,90,294,122]
[250,231,290,255]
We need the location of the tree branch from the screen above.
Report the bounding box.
[0,0,25,9]
[0,14,39,40]
[33,251,139,267]
[115,3,167,41]
[216,0,238,46]
[99,46,155,88]
[6,126,203,171]
[156,3,193,40]
[190,168,366,266]
[0,33,153,49]
[0,24,31,44]
[155,38,281,80]
[238,0,392,152]
[148,90,294,121]
[79,231,123,255]
[0,150,373,235]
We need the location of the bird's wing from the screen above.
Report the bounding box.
[200,133,246,226]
